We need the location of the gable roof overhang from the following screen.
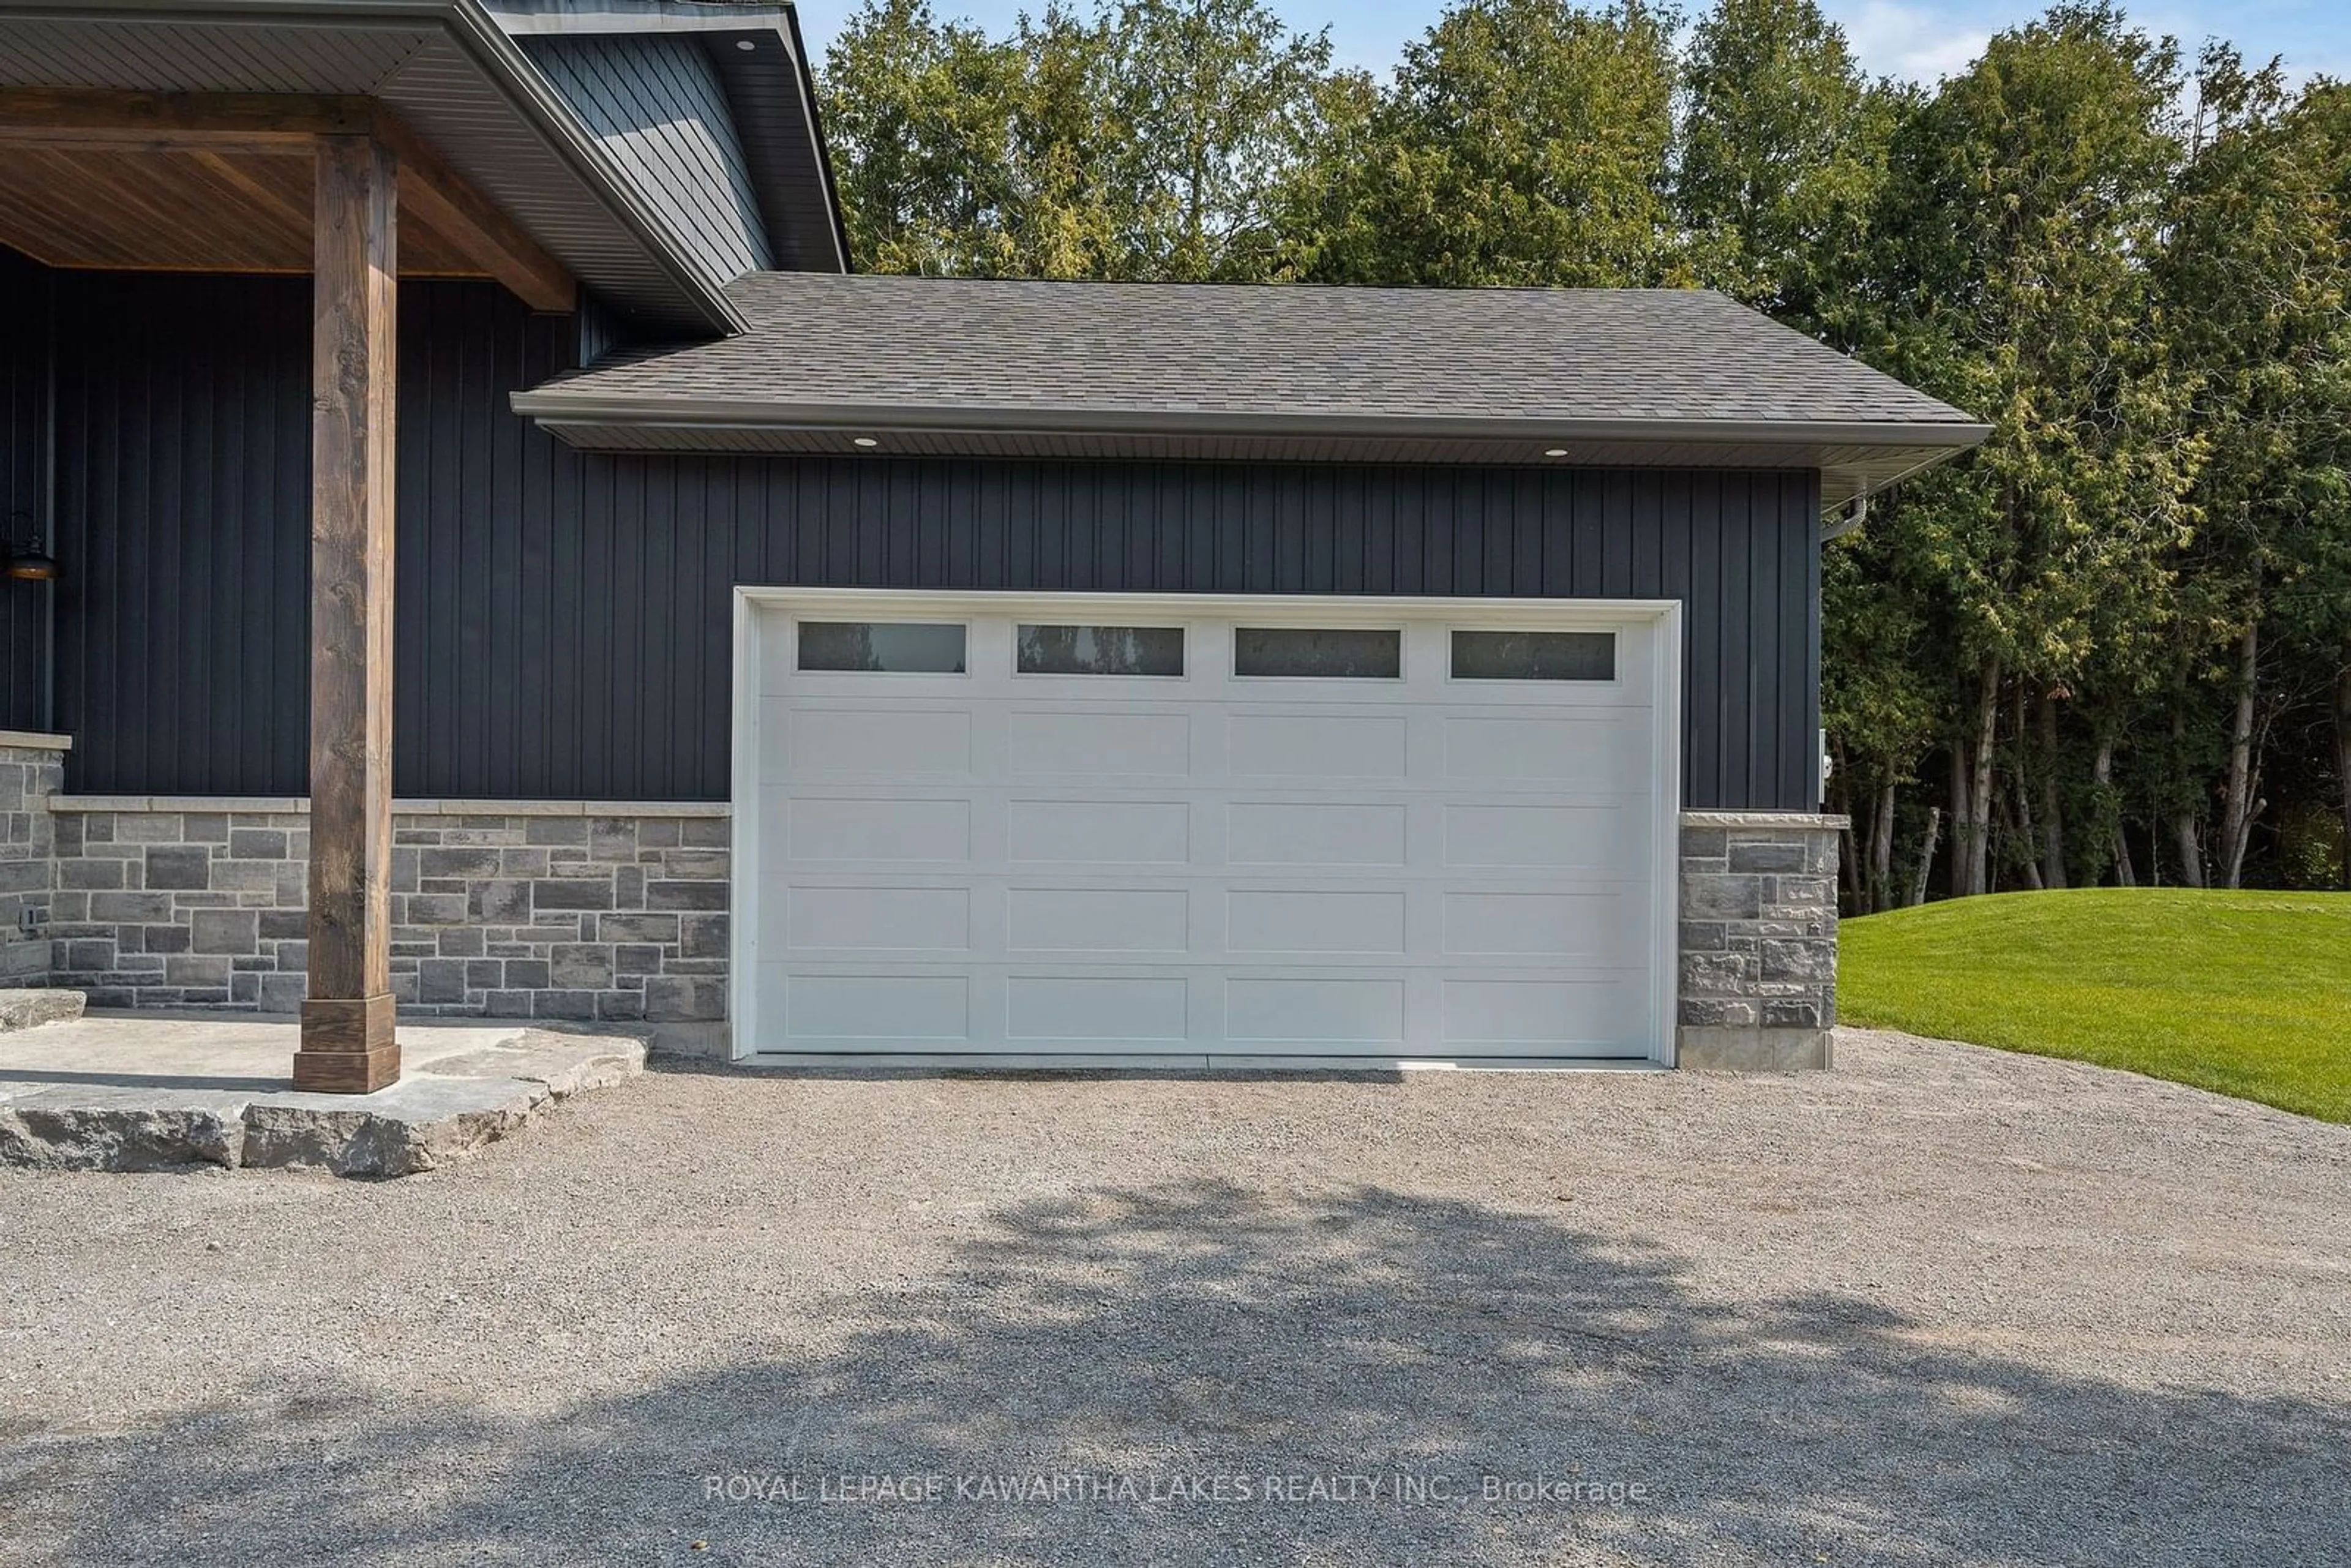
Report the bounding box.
[482,0,847,274]
[511,275,1993,513]
[0,0,752,332]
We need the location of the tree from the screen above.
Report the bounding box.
[1300,0,1684,288]
[1095,0,1337,279]
[820,0,1335,282]
[2157,59,2351,886]
[1821,525,1944,910]
[1674,0,1901,339]
[819,0,1032,276]
[1861,4,2199,896]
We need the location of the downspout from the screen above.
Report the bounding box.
[1819,493,1867,542]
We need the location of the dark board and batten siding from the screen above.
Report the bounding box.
[708,25,844,271]
[520,33,772,283]
[5,268,1823,810]
[41,274,315,786]
[0,247,48,730]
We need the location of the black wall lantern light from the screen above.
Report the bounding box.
[3,513,56,582]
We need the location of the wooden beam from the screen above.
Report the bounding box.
[379,119,577,313]
[297,132,400,1095]
[0,88,376,148]
[0,89,579,313]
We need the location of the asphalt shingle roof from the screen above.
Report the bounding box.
[528,272,1980,433]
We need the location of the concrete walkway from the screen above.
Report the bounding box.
[0,1010,644,1176]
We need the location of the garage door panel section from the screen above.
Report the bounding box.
[1227,889,1409,955]
[773,970,972,1042]
[1228,712,1411,779]
[1227,801,1409,868]
[1008,975,1191,1043]
[773,795,973,865]
[1007,887,1191,953]
[1007,709,1193,777]
[743,597,1674,1060]
[1443,975,1648,1051]
[773,705,974,776]
[785,885,973,953]
[1226,975,1408,1047]
[1443,714,1652,790]
[1442,803,1644,872]
[1442,889,1641,963]
[1009,799,1193,864]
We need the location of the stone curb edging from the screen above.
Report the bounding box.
[1679,810,1851,830]
[0,1027,646,1178]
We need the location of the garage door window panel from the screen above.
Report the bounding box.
[1233,627,1402,679]
[1450,629,1616,683]
[1016,624,1185,677]
[798,621,969,674]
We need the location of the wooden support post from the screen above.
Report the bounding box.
[296,133,400,1094]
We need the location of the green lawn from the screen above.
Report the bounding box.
[1838,888,2351,1123]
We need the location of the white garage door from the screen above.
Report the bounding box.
[732,593,1680,1064]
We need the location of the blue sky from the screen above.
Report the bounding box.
[790,0,2349,85]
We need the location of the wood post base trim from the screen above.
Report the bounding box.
[295,994,399,1093]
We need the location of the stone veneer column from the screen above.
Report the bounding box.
[1677,810,1845,1070]
[0,733,69,987]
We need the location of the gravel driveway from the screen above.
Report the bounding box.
[3,1027,2347,1567]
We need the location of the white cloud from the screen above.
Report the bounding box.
[1831,0,1992,82]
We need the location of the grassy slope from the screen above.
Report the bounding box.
[1838,888,2351,1123]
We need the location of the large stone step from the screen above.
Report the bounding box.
[0,989,84,1033]
[0,1021,643,1176]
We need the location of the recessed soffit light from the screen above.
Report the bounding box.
[1543,448,1569,457]
[853,437,879,448]
[735,39,757,51]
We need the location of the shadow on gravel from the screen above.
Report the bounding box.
[13,1182,2348,1566]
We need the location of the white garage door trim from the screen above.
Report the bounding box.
[730,589,1684,1068]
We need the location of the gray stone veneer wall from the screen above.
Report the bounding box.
[44,800,730,1049]
[1677,811,1843,1070]
[0,736,67,987]
[27,793,1840,1071]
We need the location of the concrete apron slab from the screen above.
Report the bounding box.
[0,1011,645,1177]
